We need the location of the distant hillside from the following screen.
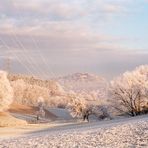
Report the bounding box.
[55,73,108,93]
[54,73,108,103]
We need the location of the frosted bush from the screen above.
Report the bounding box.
[0,71,13,111]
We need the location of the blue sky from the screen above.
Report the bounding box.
[0,0,148,79]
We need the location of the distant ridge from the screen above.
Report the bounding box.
[55,73,108,92]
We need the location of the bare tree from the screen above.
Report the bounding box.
[91,105,112,120]
[110,65,148,116]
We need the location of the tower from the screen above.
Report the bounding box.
[4,57,11,73]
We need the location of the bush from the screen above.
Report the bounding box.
[0,71,13,111]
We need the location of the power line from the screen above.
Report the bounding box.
[29,36,53,78]
[0,37,35,76]
[10,30,42,77]
[31,37,57,78]
[15,4,58,79]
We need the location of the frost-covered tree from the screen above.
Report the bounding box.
[0,71,13,111]
[10,79,26,104]
[10,74,67,107]
[8,73,65,96]
[67,92,112,121]
[67,93,87,120]
[110,65,148,116]
[67,92,97,121]
[11,79,50,106]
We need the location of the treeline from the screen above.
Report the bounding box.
[0,65,147,120]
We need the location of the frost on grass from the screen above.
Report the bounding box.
[0,119,147,148]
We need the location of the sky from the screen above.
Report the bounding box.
[0,0,148,79]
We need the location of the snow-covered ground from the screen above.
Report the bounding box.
[0,115,148,148]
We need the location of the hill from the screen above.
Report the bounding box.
[55,73,108,92]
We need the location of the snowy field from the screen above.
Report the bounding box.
[0,115,148,148]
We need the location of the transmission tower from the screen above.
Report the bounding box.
[4,57,11,73]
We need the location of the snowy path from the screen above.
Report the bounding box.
[0,115,148,148]
[21,115,147,137]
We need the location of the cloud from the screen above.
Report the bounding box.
[0,0,147,78]
[0,0,134,21]
[0,21,124,56]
